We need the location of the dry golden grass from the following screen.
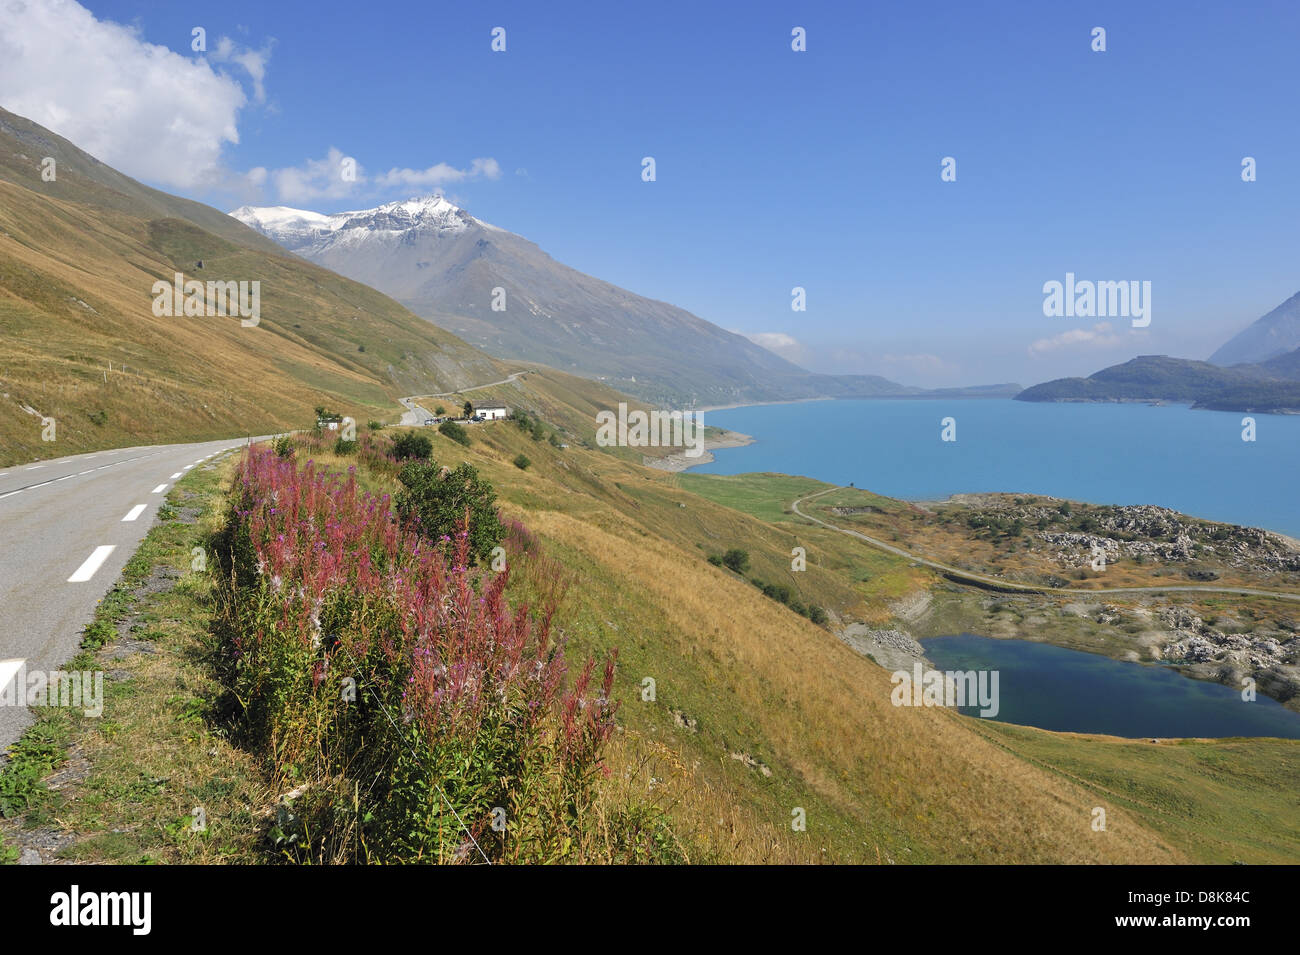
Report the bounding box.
[0,180,501,465]
[524,506,1183,863]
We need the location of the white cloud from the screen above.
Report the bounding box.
[745,331,806,362]
[373,158,502,189]
[264,151,504,204]
[209,36,274,104]
[0,2,503,208]
[0,0,268,190]
[269,147,363,203]
[1027,322,1123,356]
[749,332,798,349]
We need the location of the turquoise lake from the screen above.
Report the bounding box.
[692,399,1300,537]
[921,634,1300,739]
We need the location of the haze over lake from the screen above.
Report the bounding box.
[694,399,1300,538]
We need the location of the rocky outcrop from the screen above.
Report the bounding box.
[1159,606,1295,676]
[957,497,1300,574]
[837,625,926,672]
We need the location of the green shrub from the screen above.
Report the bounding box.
[273,435,294,459]
[333,437,357,455]
[87,409,108,426]
[808,606,829,626]
[439,421,470,447]
[396,461,504,564]
[513,454,531,470]
[391,431,432,461]
[367,420,384,431]
[721,549,750,574]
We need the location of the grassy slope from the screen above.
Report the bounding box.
[294,386,1204,862]
[0,106,286,254]
[0,105,1290,858]
[7,377,1295,860]
[0,169,504,466]
[674,470,1300,861]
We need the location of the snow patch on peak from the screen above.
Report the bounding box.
[229,204,332,230]
[229,195,505,253]
[389,195,459,216]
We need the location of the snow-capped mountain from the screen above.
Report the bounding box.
[230,195,484,255]
[231,195,910,406]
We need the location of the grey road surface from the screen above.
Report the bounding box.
[398,372,527,424]
[0,437,256,752]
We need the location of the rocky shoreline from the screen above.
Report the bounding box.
[833,582,1299,712]
[641,429,754,473]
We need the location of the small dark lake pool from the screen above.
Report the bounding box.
[920,634,1300,739]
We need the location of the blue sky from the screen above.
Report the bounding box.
[9,1,1300,386]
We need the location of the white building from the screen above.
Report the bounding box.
[478,407,509,420]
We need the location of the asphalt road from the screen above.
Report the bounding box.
[0,437,255,752]
[398,396,440,426]
[398,372,528,424]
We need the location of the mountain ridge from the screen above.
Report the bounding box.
[1016,352,1300,413]
[232,196,1019,406]
[1209,290,1300,366]
[1019,290,1300,413]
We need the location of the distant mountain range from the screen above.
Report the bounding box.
[1018,291,1300,413]
[231,197,1020,407]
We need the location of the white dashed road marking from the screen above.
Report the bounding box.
[0,659,24,694]
[68,545,116,583]
[151,484,168,494]
[122,504,147,522]
[170,472,182,479]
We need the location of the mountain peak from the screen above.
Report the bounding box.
[1209,290,1300,366]
[230,194,491,252]
[382,194,460,216]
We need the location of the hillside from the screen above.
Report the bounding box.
[1016,354,1300,413]
[1210,290,1300,366]
[231,198,978,407]
[229,388,1300,861]
[0,108,285,254]
[1021,289,1300,412]
[0,110,504,465]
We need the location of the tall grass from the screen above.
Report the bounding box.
[211,445,618,862]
